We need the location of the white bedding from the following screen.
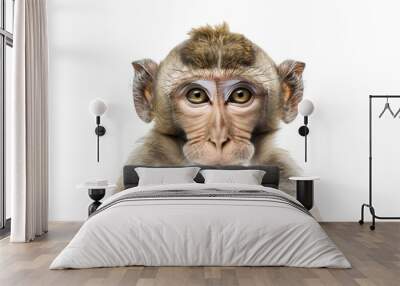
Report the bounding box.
[50,183,350,269]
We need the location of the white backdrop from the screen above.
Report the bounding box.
[47,0,400,221]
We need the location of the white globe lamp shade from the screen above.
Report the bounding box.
[89,99,107,116]
[299,99,314,116]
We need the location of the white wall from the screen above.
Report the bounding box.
[48,0,400,221]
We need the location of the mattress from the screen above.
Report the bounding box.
[50,183,350,269]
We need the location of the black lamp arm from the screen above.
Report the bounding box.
[298,117,309,137]
[304,115,308,125]
[298,116,310,162]
[94,116,106,162]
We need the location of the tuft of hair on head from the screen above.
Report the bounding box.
[180,22,256,70]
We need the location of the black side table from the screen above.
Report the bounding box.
[88,189,106,216]
[289,177,319,210]
[77,184,116,216]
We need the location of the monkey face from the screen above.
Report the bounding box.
[131,24,305,167]
[174,79,264,165]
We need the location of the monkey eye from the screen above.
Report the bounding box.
[228,88,253,104]
[186,88,209,104]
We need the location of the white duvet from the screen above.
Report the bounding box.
[50,183,350,269]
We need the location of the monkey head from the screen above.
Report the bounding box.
[131,23,305,165]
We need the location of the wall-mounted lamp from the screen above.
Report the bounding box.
[298,99,315,162]
[89,99,107,162]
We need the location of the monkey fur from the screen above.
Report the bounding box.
[117,23,305,196]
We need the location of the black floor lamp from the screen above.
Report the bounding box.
[89,99,107,162]
[298,99,315,162]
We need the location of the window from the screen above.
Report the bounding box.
[0,0,14,235]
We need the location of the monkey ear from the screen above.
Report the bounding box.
[278,60,305,123]
[132,59,158,123]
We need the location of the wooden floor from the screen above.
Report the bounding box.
[0,222,399,286]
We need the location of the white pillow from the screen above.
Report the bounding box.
[200,169,266,185]
[135,167,200,186]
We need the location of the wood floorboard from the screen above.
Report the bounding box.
[0,222,399,286]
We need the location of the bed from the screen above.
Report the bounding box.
[50,165,350,269]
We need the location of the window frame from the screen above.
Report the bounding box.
[0,0,14,235]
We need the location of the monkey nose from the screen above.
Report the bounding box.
[208,136,230,151]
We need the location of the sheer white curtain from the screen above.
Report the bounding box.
[9,0,48,242]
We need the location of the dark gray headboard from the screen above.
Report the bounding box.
[123,165,280,189]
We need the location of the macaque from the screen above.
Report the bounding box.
[118,23,305,195]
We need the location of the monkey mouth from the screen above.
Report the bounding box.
[183,140,254,165]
